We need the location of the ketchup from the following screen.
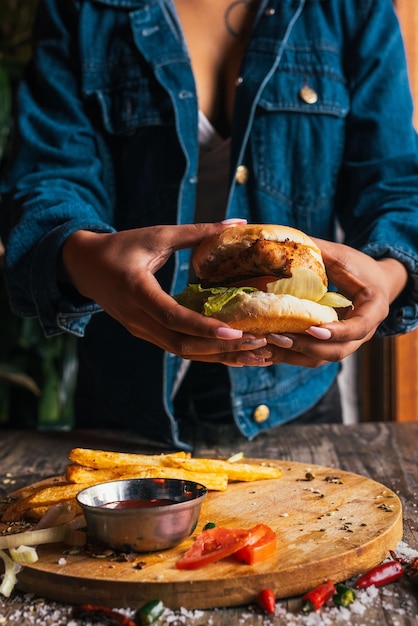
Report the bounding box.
[100,498,178,509]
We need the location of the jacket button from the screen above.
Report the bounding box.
[253,404,270,423]
[299,85,318,104]
[235,165,249,184]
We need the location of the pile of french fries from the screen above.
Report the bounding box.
[1,448,282,523]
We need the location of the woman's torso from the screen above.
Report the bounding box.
[173,0,260,137]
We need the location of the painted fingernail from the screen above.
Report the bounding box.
[240,338,267,350]
[269,334,293,349]
[256,349,273,359]
[306,326,332,340]
[220,218,248,225]
[216,327,244,339]
[237,354,273,366]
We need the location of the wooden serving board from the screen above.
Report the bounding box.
[1,460,402,609]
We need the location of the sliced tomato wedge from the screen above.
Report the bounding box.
[228,276,280,292]
[234,523,277,565]
[175,527,250,570]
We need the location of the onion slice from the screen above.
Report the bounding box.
[0,549,22,598]
[318,291,353,309]
[0,515,86,550]
[227,452,245,463]
[9,545,39,564]
[0,525,67,550]
[34,502,76,530]
[266,267,327,302]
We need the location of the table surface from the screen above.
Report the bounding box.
[0,422,417,625]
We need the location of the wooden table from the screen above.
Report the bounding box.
[0,422,417,624]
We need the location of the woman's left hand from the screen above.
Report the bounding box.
[266,239,408,368]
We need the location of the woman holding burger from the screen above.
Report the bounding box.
[0,0,417,448]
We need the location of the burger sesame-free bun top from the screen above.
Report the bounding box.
[192,224,328,288]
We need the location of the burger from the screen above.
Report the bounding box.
[175,224,352,335]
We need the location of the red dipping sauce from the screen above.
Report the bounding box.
[100,498,178,510]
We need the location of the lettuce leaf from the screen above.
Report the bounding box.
[174,284,257,315]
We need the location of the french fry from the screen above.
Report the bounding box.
[66,463,228,491]
[4,501,82,523]
[1,448,282,525]
[68,448,282,482]
[1,485,85,522]
[161,456,283,481]
[3,484,87,512]
[68,448,190,469]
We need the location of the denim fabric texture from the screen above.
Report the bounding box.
[1,0,418,446]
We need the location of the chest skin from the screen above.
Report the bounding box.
[173,0,260,137]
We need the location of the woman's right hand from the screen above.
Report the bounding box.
[61,223,273,367]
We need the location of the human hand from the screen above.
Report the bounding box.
[61,221,273,367]
[266,239,408,368]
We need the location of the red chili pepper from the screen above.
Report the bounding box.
[302,580,336,612]
[256,588,275,614]
[354,560,404,589]
[390,550,418,584]
[72,604,136,626]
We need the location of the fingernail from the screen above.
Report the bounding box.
[220,218,248,225]
[237,354,273,366]
[269,334,293,349]
[240,338,267,350]
[306,326,332,340]
[216,327,243,339]
[256,349,273,359]
[241,348,272,359]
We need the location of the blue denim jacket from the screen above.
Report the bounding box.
[1,0,418,446]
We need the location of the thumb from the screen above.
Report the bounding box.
[169,218,248,252]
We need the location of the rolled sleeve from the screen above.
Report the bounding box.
[362,242,418,336]
[4,214,116,337]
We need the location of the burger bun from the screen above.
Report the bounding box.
[209,290,338,335]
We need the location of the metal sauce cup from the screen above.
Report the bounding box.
[76,477,207,552]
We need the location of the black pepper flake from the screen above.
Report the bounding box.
[111,551,138,562]
[378,503,394,512]
[297,472,316,482]
[324,476,344,484]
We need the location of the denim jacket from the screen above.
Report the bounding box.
[1,0,418,447]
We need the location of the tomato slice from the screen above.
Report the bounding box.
[234,523,277,565]
[228,276,280,292]
[175,527,251,570]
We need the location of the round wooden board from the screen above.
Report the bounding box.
[1,460,402,609]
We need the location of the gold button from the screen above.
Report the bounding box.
[235,165,249,184]
[253,404,270,423]
[299,85,318,104]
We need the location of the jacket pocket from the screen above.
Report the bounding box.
[251,44,350,229]
[81,53,173,135]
